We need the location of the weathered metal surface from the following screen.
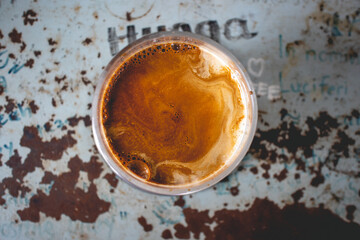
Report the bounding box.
[0,0,359,239]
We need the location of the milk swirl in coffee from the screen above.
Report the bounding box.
[101,42,245,185]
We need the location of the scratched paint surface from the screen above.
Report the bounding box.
[0,0,360,239]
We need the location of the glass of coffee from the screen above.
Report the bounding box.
[92,31,257,195]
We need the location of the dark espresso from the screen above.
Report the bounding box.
[101,42,245,185]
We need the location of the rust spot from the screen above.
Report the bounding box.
[310,170,325,187]
[0,29,3,39]
[285,40,305,55]
[250,166,258,174]
[174,223,190,239]
[44,122,51,132]
[175,208,211,239]
[48,38,57,45]
[82,38,92,45]
[326,130,355,167]
[230,186,239,196]
[21,126,77,161]
[28,100,39,113]
[261,163,270,179]
[81,70,87,75]
[138,216,153,232]
[346,205,356,221]
[174,196,185,207]
[126,11,132,21]
[17,155,109,223]
[22,9,38,25]
[250,111,339,167]
[4,96,16,113]
[233,163,243,172]
[249,110,350,189]
[0,151,31,203]
[170,198,360,239]
[81,77,91,86]
[41,171,56,184]
[55,75,66,84]
[20,42,27,52]
[274,168,288,182]
[0,86,4,95]
[161,229,173,239]
[8,53,15,59]
[67,115,91,127]
[93,11,98,19]
[156,15,161,19]
[85,156,104,181]
[8,28,22,43]
[24,58,34,68]
[103,173,119,188]
[291,189,304,203]
[0,126,77,205]
[34,50,41,57]
[61,84,68,91]
[1,170,29,202]
[330,193,341,203]
[51,98,57,107]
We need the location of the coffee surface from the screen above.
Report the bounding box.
[102,42,244,185]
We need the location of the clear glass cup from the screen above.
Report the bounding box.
[92,31,257,195]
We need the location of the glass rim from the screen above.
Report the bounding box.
[92,30,258,195]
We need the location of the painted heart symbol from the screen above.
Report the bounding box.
[247,58,264,78]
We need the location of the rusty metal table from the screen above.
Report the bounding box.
[1,0,360,239]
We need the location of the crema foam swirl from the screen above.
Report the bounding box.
[101,42,245,185]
